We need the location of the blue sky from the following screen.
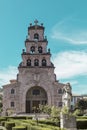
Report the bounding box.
[0,0,87,95]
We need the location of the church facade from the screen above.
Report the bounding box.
[3,20,72,115]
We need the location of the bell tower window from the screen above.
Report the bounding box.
[42,59,46,66]
[27,59,31,66]
[38,46,42,53]
[34,59,39,66]
[34,33,39,40]
[30,46,35,53]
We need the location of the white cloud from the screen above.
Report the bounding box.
[53,51,87,79]
[51,19,87,44]
[0,66,18,87]
[52,31,87,44]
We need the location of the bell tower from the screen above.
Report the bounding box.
[17,20,57,113]
[19,20,54,69]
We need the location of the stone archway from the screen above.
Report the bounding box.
[26,86,47,113]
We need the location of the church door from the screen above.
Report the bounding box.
[32,100,40,112]
[26,86,47,113]
[26,100,30,113]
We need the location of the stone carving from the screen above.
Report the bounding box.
[62,83,72,109]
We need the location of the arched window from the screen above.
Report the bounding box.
[42,59,46,66]
[58,88,62,94]
[38,46,42,53]
[34,59,39,66]
[34,33,39,40]
[11,89,15,94]
[32,89,40,95]
[30,46,35,53]
[27,59,31,66]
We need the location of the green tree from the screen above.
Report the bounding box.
[43,105,51,115]
[51,106,60,118]
[51,106,60,125]
[39,104,51,115]
[61,106,69,114]
[76,99,87,110]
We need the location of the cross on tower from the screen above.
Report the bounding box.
[34,19,38,25]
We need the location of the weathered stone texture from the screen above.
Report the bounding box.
[60,113,77,130]
[3,21,72,115]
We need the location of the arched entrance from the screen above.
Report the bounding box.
[26,86,47,113]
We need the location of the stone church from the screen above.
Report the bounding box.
[3,20,72,115]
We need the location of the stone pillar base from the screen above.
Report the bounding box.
[60,112,77,130]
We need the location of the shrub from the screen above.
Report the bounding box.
[30,125,44,130]
[39,104,51,115]
[11,116,26,120]
[61,106,69,114]
[0,117,7,124]
[77,119,87,129]
[31,126,39,130]
[26,116,32,120]
[12,126,27,130]
[73,109,83,116]
[51,106,60,118]
[1,120,6,126]
[50,106,60,125]
[77,116,87,119]
[41,128,52,130]
[5,122,15,130]
[30,126,65,130]
[39,120,60,126]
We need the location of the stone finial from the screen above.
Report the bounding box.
[22,49,25,53]
[34,19,38,25]
[30,23,32,26]
[41,23,43,26]
[45,36,47,39]
[48,48,50,53]
[26,35,28,39]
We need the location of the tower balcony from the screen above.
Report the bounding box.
[22,49,51,55]
[25,38,48,43]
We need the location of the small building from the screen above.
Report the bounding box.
[2,20,72,115]
[71,94,84,110]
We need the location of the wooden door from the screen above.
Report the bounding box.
[26,100,30,113]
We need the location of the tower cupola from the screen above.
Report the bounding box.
[28,20,45,41]
[19,20,54,68]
